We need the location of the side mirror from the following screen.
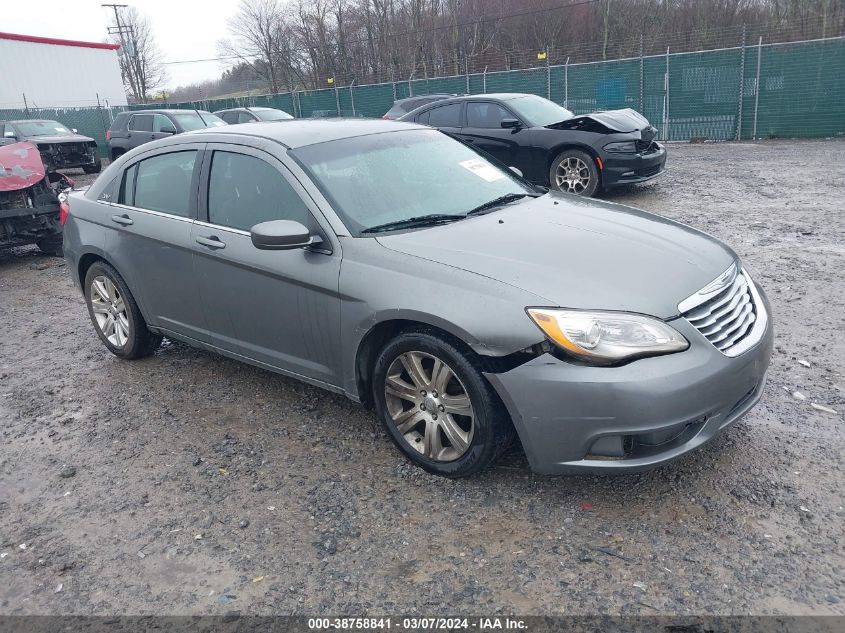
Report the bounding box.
[4,132,17,139]
[501,118,521,129]
[250,220,312,250]
[72,128,78,133]
[509,166,523,178]
[160,126,177,134]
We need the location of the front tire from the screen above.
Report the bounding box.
[549,149,599,197]
[84,261,161,359]
[83,161,102,174]
[372,330,513,478]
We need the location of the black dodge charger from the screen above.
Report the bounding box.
[398,93,666,197]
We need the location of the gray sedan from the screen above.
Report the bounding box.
[62,119,773,478]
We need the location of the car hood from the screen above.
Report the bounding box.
[548,108,656,138]
[27,134,96,144]
[0,142,45,192]
[376,193,737,319]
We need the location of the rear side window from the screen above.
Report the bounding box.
[126,151,197,217]
[427,103,461,127]
[129,114,153,132]
[208,151,311,231]
[414,110,431,125]
[110,113,129,131]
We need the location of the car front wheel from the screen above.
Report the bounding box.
[372,330,513,478]
[83,161,102,174]
[84,261,161,359]
[550,149,599,197]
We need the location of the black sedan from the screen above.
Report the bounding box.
[398,93,666,197]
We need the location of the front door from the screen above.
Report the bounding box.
[458,101,529,172]
[190,144,342,385]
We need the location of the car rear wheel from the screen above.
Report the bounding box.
[372,330,513,478]
[84,261,161,359]
[550,149,599,197]
[83,161,102,174]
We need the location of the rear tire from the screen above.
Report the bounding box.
[84,261,161,359]
[372,329,513,478]
[83,161,102,174]
[549,149,600,197]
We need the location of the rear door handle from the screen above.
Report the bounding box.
[111,214,133,226]
[196,235,226,249]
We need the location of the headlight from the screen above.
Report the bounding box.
[526,308,689,363]
[603,141,637,153]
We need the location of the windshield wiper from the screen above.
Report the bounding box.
[465,193,536,216]
[361,214,466,234]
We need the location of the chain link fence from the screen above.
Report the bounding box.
[2,35,843,156]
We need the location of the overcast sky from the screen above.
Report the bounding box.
[6,0,235,89]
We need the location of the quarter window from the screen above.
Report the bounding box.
[466,102,514,128]
[207,151,311,231]
[127,151,197,217]
[427,103,461,127]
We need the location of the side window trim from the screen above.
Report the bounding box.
[112,143,206,220]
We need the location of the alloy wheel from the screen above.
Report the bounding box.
[90,275,130,347]
[384,351,475,461]
[555,156,591,194]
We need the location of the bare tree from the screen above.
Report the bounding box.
[108,7,167,102]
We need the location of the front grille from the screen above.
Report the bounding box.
[636,139,653,153]
[682,270,758,355]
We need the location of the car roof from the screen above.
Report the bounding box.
[430,93,532,104]
[5,119,61,124]
[186,118,425,149]
[213,107,280,113]
[128,109,213,115]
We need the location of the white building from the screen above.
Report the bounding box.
[0,31,127,109]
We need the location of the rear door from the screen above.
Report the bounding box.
[127,114,155,149]
[190,143,342,384]
[106,144,210,343]
[458,101,529,169]
[417,102,463,138]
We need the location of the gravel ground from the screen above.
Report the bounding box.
[0,140,843,616]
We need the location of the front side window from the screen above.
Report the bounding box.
[153,114,175,132]
[129,115,153,132]
[208,151,311,231]
[466,102,515,128]
[130,151,197,217]
[254,109,293,121]
[427,103,462,127]
[172,111,226,131]
[292,129,533,236]
[237,111,255,124]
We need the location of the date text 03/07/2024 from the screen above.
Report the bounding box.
[306,617,528,630]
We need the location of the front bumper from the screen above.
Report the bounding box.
[484,301,773,475]
[601,143,667,187]
[37,143,100,171]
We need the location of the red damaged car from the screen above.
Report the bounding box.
[0,141,71,256]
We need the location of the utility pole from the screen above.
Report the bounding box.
[103,4,139,100]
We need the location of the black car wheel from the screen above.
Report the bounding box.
[372,330,513,478]
[84,261,161,359]
[550,149,599,197]
[83,161,102,174]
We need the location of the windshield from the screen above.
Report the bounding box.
[507,95,573,127]
[15,120,74,137]
[255,109,293,121]
[292,129,534,236]
[172,111,227,131]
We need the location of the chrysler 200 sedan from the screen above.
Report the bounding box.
[63,119,772,478]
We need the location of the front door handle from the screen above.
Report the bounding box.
[111,214,133,226]
[196,235,226,249]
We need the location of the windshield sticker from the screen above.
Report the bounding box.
[458,158,505,182]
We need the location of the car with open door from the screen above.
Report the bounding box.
[399,93,666,197]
